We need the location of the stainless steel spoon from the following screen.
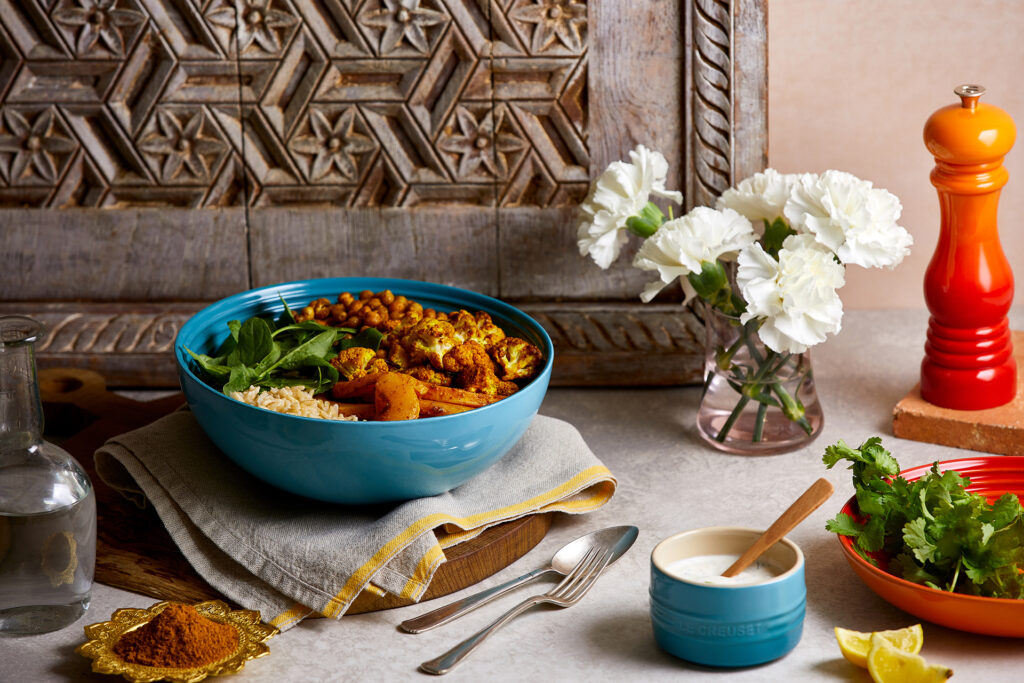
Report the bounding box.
[399,525,639,633]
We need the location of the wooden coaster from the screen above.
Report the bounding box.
[40,368,551,613]
[892,331,1024,455]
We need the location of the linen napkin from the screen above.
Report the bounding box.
[93,411,616,631]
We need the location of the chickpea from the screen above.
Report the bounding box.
[344,316,360,329]
[338,292,354,306]
[349,300,364,313]
[381,290,395,305]
[359,290,373,300]
[329,304,347,320]
[363,311,382,327]
[367,297,381,309]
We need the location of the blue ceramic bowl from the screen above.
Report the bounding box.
[174,277,553,505]
[650,527,805,668]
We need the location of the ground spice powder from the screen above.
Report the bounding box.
[113,603,239,668]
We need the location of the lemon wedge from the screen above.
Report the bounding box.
[866,633,953,682]
[835,624,923,668]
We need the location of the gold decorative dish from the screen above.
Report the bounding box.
[75,600,279,683]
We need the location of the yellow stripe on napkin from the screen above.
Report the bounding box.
[269,602,313,629]
[399,543,446,601]
[320,464,615,618]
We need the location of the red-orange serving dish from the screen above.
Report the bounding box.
[837,456,1024,637]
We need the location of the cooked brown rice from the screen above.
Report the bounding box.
[230,385,358,421]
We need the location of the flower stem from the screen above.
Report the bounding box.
[752,401,768,442]
[715,394,751,442]
[715,348,779,443]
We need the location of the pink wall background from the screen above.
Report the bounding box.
[768,0,1024,309]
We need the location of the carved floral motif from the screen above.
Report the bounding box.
[358,0,449,55]
[52,0,145,57]
[289,107,376,182]
[0,108,77,185]
[508,0,587,53]
[139,109,226,183]
[439,107,525,180]
[205,0,300,55]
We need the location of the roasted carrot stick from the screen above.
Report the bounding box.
[418,399,475,418]
[420,384,503,407]
[330,373,384,400]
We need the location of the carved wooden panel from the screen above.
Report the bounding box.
[0,0,768,387]
[0,0,589,208]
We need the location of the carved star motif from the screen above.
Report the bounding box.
[439,107,526,180]
[0,108,77,184]
[359,0,448,55]
[206,0,299,54]
[290,108,376,181]
[139,110,225,182]
[52,0,145,56]
[509,0,586,53]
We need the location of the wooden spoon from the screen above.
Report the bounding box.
[721,477,834,578]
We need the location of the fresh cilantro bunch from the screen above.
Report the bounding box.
[824,437,1024,599]
[185,298,383,396]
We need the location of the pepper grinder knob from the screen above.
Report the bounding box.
[920,84,1017,409]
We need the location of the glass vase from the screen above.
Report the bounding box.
[695,304,824,455]
[0,316,96,634]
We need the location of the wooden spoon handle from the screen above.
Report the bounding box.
[721,477,834,578]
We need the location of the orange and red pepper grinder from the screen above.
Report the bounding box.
[921,84,1016,410]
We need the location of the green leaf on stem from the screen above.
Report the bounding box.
[762,217,796,257]
[625,202,665,238]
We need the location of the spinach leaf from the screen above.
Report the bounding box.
[222,364,258,395]
[277,294,297,327]
[339,327,384,352]
[184,348,231,379]
[269,330,337,372]
[237,317,275,367]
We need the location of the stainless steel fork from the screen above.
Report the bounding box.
[418,545,615,675]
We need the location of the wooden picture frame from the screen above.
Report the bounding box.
[0,0,766,387]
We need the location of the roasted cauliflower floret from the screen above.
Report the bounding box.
[403,365,452,387]
[400,318,458,370]
[450,310,506,349]
[490,337,543,381]
[473,312,506,348]
[441,341,517,396]
[330,347,390,380]
[442,340,492,373]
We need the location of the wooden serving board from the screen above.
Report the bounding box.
[39,368,551,614]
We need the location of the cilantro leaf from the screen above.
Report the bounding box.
[823,436,1024,599]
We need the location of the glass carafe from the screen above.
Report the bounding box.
[0,316,96,634]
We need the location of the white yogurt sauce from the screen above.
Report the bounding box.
[665,554,783,586]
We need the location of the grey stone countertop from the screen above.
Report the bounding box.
[5,308,1024,681]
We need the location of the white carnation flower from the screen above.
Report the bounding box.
[633,206,756,302]
[577,145,683,269]
[737,233,845,354]
[784,170,912,269]
[716,168,809,225]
